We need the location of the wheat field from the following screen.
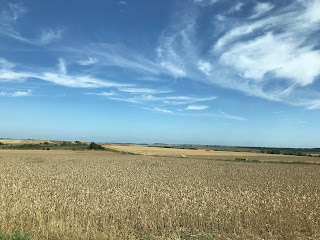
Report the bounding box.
[0,149,320,239]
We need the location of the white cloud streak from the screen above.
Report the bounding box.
[77,57,98,66]
[86,91,116,96]
[8,3,27,21]
[0,58,15,70]
[58,58,67,75]
[307,100,320,110]
[228,2,245,14]
[193,0,219,6]
[108,95,216,105]
[118,87,171,94]
[39,28,63,45]
[0,89,32,97]
[143,107,173,113]
[0,57,215,114]
[156,20,197,78]
[219,110,247,121]
[220,32,320,86]
[250,2,274,19]
[186,105,209,110]
[0,58,129,88]
[81,43,163,75]
[198,60,212,76]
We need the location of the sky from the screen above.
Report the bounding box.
[0,0,320,147]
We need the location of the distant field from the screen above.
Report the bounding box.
[1,139,319,162]
[0,139,56,145]
[1,149,320,239]
[104,144,320,164]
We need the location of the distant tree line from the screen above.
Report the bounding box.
[0,141,105,151]
[258,148,317,157]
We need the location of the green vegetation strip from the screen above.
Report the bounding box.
[0,141,140,155]
[0,228,31,240]
[150,144,320,157]
[0,141,98,151]
[217,159,320,166]
[0,141,93,151]
[102,147,140,155]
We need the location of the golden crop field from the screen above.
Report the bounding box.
[1,149,320,240]
[104,144,320,163]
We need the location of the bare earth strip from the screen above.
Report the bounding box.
[1,149,320,239]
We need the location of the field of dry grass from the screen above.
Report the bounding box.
[1,149,320,239]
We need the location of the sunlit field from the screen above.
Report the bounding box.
[1,149,320,239]
[104,144,320,163]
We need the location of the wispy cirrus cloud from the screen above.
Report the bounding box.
[219,110,247,121]
[0,56,215,114]
[307,100,320,110]
[2,0,320,112]
[0,3,62,45]
[185,105,209,110]
[160,96,216,105]
[0,57,129,88]
[0,89,31,97]
[0,63,33,83]
[92,89,216,114]
[7,2,27,21]
[156,20,196,78]
[86,91,116,96]
[166,0,320,109]
[67,34,191,79]
[77,57,98,66]
[79,43,163,75]
[250,2,274,19]
[39,28,63,45]
[107,94,216,105]
[215,0,320,95]
[58,58,67,75]
[118,87,171,94]
[228,2,245,14]
[197,61,212,76]
[63,22,196,79]
[143,107,173,113]
[193,0,219,6]
[0,58,15,70]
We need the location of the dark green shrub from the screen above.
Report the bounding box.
[88,142,104,150]
[267,149,281,154]
[283,151,294,155]
[295,152,306,156]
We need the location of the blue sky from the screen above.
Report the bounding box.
[0,0,320,147]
